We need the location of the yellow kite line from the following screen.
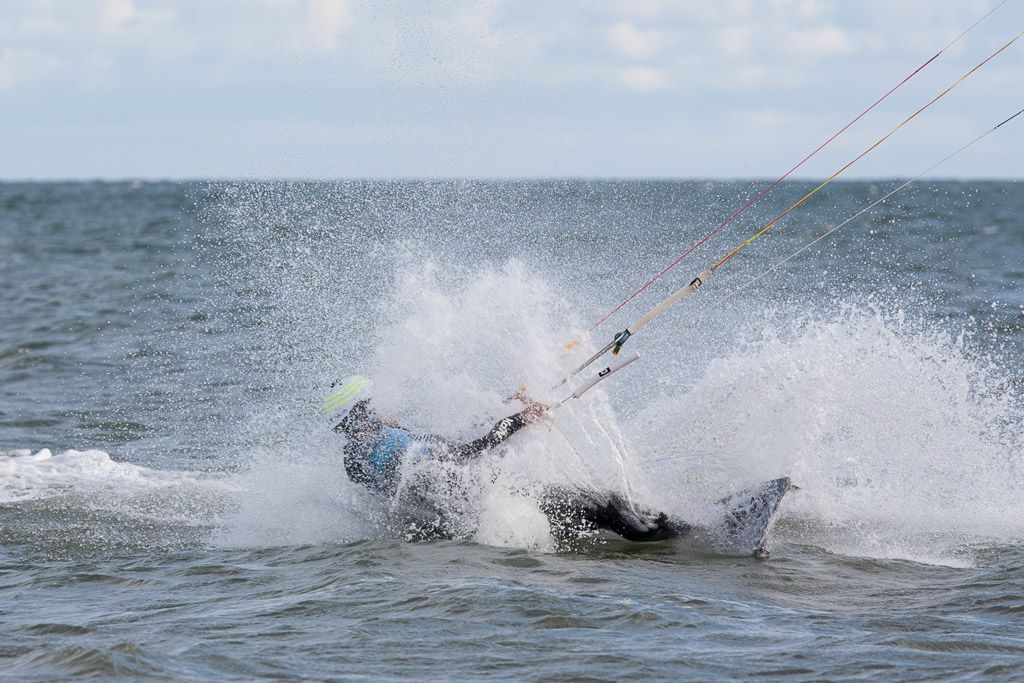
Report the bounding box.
[584,0,1010,335]
[562,29,1024,382]
[712,30,1024,272]
[699,105,1024,326]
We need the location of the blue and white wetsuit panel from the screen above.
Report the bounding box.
[368,428,431,478]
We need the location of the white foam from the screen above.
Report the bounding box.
[210,446,375,548]
[0,448,197,504]
[474,482,556,551]
[197,256,1024,558]
[630,302,1024,560]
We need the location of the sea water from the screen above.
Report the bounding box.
[2,180,1022,680]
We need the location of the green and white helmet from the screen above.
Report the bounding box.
[322,374,372,426]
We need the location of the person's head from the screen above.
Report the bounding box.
[323,375,380,437]
[334,399,383,437]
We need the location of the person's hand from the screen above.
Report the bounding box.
[524,405,547,422]
[520,399,548,423]
[504,390,526,405]
[504,391,547,422]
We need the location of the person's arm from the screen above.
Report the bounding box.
[446,399,547,463]
[445,412,527,463]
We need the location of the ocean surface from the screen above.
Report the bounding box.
[2,179,1023,680]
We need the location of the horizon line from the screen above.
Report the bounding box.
[2,175,1021,184]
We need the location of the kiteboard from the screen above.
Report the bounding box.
[681,477,795,558]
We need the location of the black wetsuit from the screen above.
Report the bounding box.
[340,410,684,543]
[343,413,529,497]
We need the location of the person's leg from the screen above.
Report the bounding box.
[538,486,600,543]
[389,464,475,541]
[539,486,689,543]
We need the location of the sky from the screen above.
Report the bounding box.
[1,0,1022,180]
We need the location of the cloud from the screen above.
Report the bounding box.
[304,0,353,53]
[605,21,672,60]
[0,47,59,90]
[788,24,854,56]
[345,1,558,87]
[618,65,670,91]
[2,0,1019,178]
[588,0,983,91]
[730,107,794,130]
[1,0,985,97]
[102,0,137,28]
[0,0,355,92]
[719,24,755,58]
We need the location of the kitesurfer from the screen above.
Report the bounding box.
[325,375,686,543]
